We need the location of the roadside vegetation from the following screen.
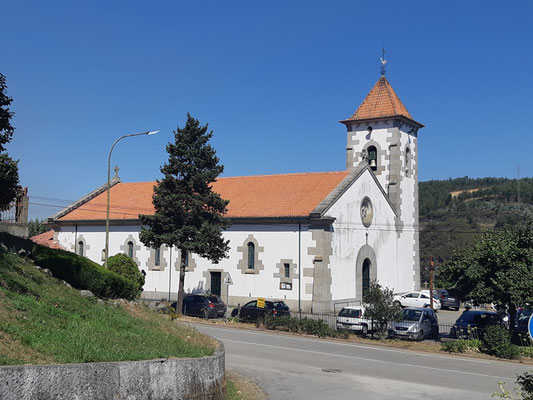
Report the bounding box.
[0,239,215,365]
[419,176,533,282]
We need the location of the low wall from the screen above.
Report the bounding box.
[0,223,28,239]
[0,342,225,400]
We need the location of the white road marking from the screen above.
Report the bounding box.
[221,338,514,380]
[198,324,491,364]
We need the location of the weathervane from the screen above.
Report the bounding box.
[380,47,387,76]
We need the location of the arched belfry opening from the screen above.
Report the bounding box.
[367,145,377,171]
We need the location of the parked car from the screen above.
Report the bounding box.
[388,307,439,341]
[449,310,505,339]
[433,289,460,311]
[171,294,227,319]
[336,306,374,335]
[513,309,533,345]
[231,299,289,321]
[393,291,441,310]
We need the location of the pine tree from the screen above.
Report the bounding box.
[139,114,230,314]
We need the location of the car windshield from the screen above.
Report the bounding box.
[402,309,422,322]
[338,308,361,318]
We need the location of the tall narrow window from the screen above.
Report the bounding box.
[247,242,255,270]
[284,263,290,278]
[405,147,411,175]
[78,241,84,257]
[183,250,189,268]
[367,146,377,171]
[127,241,134,258]
[154,247,161,267]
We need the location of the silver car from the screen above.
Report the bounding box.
[388,307,438,341]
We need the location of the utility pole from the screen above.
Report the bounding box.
[429,256,435,310]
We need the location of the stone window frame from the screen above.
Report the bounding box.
[237,235,264,275]
[357,140,386,176]
[274,259,298,288]
[71,235,89,258]
[173,249,197,272]
[202,269,229,299]
[119,235,140,266]
[147,245,168,271]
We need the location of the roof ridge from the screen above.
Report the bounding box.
[117,170,350,185]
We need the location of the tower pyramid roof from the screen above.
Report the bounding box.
[341,76,423,127]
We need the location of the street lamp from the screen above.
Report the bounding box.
[104,130,158,269]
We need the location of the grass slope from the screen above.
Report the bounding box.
[0,251,215,365]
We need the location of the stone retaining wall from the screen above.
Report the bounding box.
[0,342,225,400]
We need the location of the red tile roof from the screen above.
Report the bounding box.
[30,230,62,249]
[58,171,352,221]
[342,76,421,125]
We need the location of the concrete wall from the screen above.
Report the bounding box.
[0,343,225,400]
[0,223,29,238]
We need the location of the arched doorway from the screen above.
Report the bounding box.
[355,245,377,302]
[362,258,371,297]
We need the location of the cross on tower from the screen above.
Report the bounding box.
[113,165,120,178]
[380,47,387,76]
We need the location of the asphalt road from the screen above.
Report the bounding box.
[196,323,532,400]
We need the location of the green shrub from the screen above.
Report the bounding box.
[265,316,337,338]
[517,371,533,400]
[107,253,145,297]
[441,339,481,353]
[482,325,520,359]
[31,245,138,300]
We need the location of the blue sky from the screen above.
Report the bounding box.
[3,1,533,220]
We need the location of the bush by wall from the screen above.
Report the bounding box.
[31,245,138,300]
[482,325,520,360]
[264,316,341,338]
[107,253,145,298]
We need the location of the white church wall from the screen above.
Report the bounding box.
[56,222,316,309]
[326,169,398,306]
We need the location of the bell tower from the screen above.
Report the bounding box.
[339,63,424,289]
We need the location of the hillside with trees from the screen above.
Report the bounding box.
[419,176,533,284]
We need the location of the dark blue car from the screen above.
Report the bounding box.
[449,310,505,339]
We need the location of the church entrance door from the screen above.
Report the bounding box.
[210,271,221,296]
[362,258,371,298]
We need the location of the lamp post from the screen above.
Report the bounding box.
[104,130,158,269]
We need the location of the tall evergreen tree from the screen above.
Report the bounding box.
[139,114,230,314]
[0,73,19,210]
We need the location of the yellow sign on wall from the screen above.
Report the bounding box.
[257,297,265,308]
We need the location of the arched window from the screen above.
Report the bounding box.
[127,241,134,258]
[367,146,377,171]
[362,258,371,297]
[154,247,161,267]
[78,241,84,257]
[247,242,255,270]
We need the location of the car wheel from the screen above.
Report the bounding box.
[423,304,430,308]
[393,300,402,307]
[202,308,209,319]
[361,325,368,337]
[416,330,424,341]
[231,308,238,318]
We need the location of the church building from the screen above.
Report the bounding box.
[48,73,424,313]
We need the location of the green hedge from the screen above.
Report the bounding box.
[264,316,340,338]
[31,246,138,300]
[0,233,138,300]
